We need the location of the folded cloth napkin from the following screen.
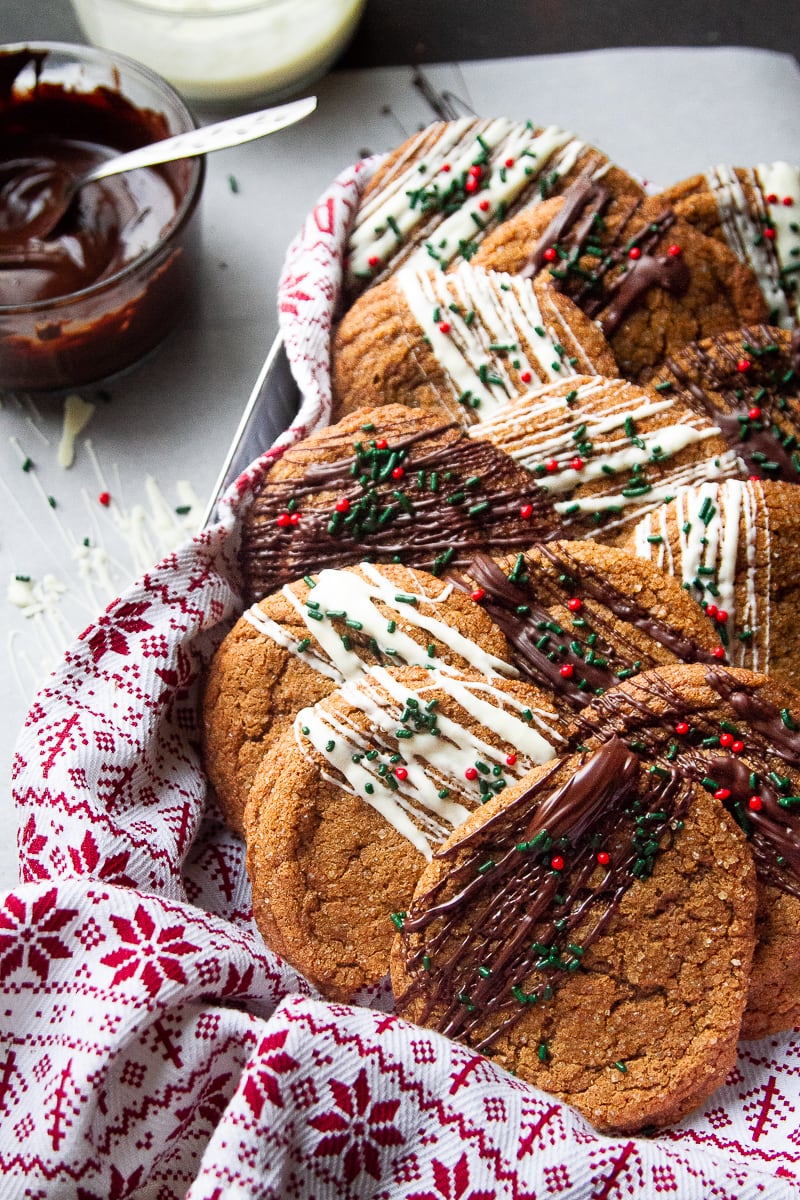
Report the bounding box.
[4,161,800,1199]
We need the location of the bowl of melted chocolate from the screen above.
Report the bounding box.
[0,42,204,391]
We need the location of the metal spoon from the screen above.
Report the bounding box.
[0,94,317,244]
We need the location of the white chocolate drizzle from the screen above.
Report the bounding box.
[243,562,516,683]
[632,479,769,670]
[397,264,590,419]
[294,664,561,859]
[706,162,800,326]
[471,375,738,534]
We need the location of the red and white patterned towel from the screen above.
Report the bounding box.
[6,161,800,1199]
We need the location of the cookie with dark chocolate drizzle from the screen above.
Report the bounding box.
[391,736,755,1133]
[240,404,560,604]
[472,181,768,381]
[569,662,800,1037]
[651,325,800,483]
[456,541,720,714]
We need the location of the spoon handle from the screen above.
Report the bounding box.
[84,95,317,183]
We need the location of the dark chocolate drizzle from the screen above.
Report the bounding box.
[455,547,718,707]
[398,738,691,1049]
[241,417,560,601]
[568,665,800,899]
[659,325,800,482]
[519,176,690,333]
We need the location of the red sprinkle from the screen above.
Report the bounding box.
[748,406,763,421]
[504,156,515,168]
[335,497,350,513]
[737,358,752,373]
[628,246,642,260]
[375,438,388,449]
[783,195,794,206]
[367,255,379,268]
[766,192,779,203]
[559,663,574,679]
[719,732,734,748]
[545,459,559,473]
[468,164,482,177]
[520,370,532,383]
[519,503,534,519]
[675,721,690,736]
[98,491,111,507]
[464,766,479,781]
[543,247,558,262]
[505,753,517,766]
[713,787,731,800]
[749,795,763,811]
[550,855,565,872]
[289,512,300,525]
[276,512,292,527]
[764,227,776,239]
[596,851,610,866]
[567,597,583,613]
[705,604,719,619]
[440,163,451,173]
[391,466,405,480]
[479,199,491,212]
[716,608,729,623]
[667,243,682,257]
[471,587,486,602]
[465,177,479,194]
[395,766,408,781]
[712,646,726,659]
[438,321,451,334]
[570,456,584,471]
[731,740,745,754]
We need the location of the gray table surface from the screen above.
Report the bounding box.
[3,8,800,891]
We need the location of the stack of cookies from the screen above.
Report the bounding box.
[202,117,800,1135]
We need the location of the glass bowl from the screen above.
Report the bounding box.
[70,0,368,107]
[0,41,204,392]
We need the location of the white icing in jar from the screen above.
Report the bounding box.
[70,0,367,105]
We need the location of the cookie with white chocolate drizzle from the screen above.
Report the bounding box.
[240,404,561,603]
[244,663,567,1001]
[331,265,617,425]
[569,662,800,1038]
[391,736,755,1133]
[203,561,518,834]
[471,182,768,381]
[650,324,800,483]
[345,117,644,303]
[469,374,737,539]
[628,479,800,690]
[658,162,800,328]
[456,541,721,717]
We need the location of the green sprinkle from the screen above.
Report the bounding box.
[365,783,375,794]
[613,1061,628,1073]
[394,593,418,606]
[390,911,406,929]
[781,708,799,731]
[325,740,335,752]
[21,457,33,472]
[228,174,239,193]
[47,495,56,509]
[295,637,311,652]
[537,1042,549,1062]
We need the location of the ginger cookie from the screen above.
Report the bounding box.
[469,374,737,541]
[569,662,800,1038]
[628,479,800,690]
[650,324,800,484]
[456,541,721,716]
[471,180,768,381]
[391,737,756,1133]
[659,162,800,328]
[203,561,516,834]
[245,664,567,1000]
[240,404,561,603]
[345,116,643,301]
[331,264,617,425]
